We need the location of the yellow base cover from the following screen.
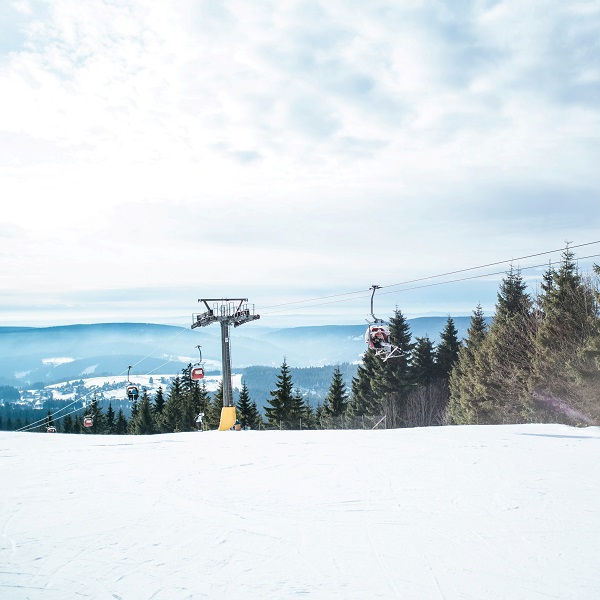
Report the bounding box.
[218,406,237,431]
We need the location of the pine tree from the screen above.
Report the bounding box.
[132,388,155,434]
[154,386,166,414]
[197,382,211,414]
[373,309,413,396]
[115,409,128,434]
[496,265,532,320]
[204,382,223,430]
[105,403,116,435]
[348,350,381,417]
[162,376,184,432]
[128,397,139,433]
[436,317,462,382]
[63,413,74,433]
[411,336,437,386]
[529,248,599,422]
[371,308,414,427]
[300,398,316,430]
[323,366,349,418]
[264,359,295,429]
[237,383,253,429]
[180,364,202,431]
[152,387,166,432]
[72,415,82,434]
[448,304,489,423]
[288,389,306,429]
[236,383,262,429]
[189,382,212,431]
[87,395,105,434]
[450,266,535,424]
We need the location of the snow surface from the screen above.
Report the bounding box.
[42,374,243,404]
[1,424,599,599]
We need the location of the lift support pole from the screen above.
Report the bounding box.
[191,298,260,430]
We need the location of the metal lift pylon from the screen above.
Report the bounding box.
[192,298,260,430]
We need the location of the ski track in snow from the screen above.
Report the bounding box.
[0,425,599,599]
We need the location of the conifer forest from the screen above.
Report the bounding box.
[4,248,600,434]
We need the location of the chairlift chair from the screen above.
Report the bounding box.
[126,365,139,401]
[191,345,205,380]
[365,285,403,362]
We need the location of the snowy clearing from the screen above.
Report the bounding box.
[1,424,599,599]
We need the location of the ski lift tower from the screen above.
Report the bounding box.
[192,298,260,430]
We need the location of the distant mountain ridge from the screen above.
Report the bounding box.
[0,317,489,386]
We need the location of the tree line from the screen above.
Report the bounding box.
[7,247,599,433]
[344,247,599,428]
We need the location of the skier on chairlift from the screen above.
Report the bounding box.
[365,286,401,361]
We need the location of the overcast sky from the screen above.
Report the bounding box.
[1,0,599,328]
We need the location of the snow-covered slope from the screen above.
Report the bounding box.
[1,424,598,599]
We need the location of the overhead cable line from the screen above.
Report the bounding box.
[258,239,600,312]
[260,251,600,316]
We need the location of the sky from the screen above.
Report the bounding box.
[1,424,599,599]
[1,0,600,328]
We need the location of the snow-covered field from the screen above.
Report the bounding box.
[1,424,599,599]
[44,374,243,403]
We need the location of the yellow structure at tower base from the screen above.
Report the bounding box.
[218,406,237,431]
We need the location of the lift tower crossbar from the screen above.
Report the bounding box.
[192,298,260,430]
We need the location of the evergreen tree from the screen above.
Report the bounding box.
[323,366,349,418]
[45,410,54,430]
[188,382,213,431]
[411,336,437,386]
[457,268,534,424]
[496,265,532,320]
[372,309,413,398]
[204,382,223,430]
[72,415,82,434]
[371,308,414,427]
[237,383,259,429]
[529,248,599,422]
[62,413,74,434]
[348,350,381,417]
[314,402,326,428]
[572,264,600,422]
[153,386,166,416]
[132,388,155,434]
[264,359,295,429]
[152,386,166,432]
[129,397,139,433]
[115,409,128,434]
[288,389,307,429]
[87,395,105,434]
[197,382,211,414]
[180,364,202,431]
[162,376,184,432]
[300,397,317,430]
[436,317,462,382]
[105,403,116,435]
[448,304,489,424]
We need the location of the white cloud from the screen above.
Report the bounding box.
[1,0,599,325]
